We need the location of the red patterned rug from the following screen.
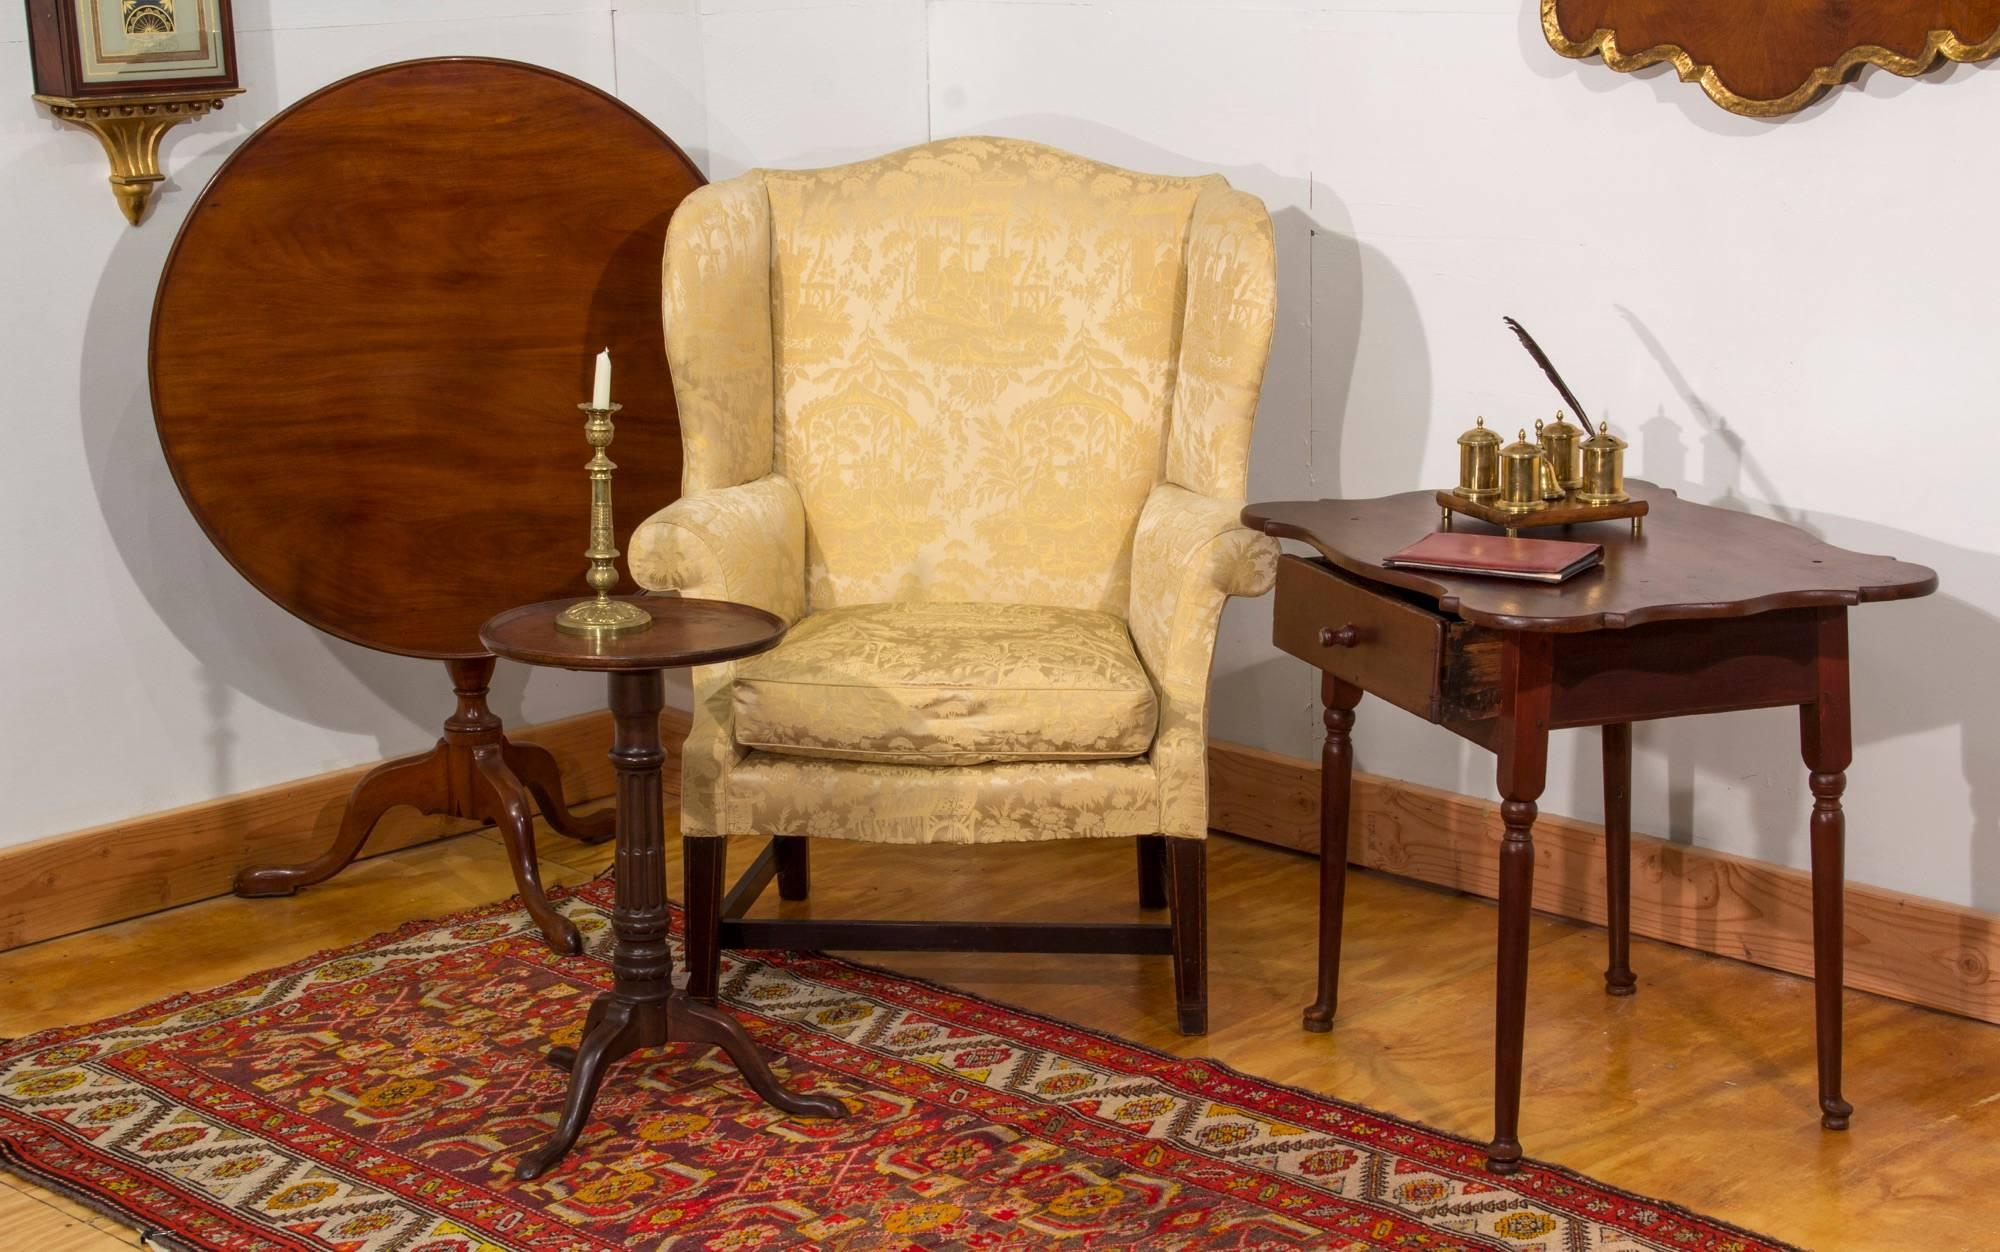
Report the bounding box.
[0,879,1794,1251]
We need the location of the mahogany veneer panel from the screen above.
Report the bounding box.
[151,58,702,659]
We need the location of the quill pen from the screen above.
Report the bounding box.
[1503,317,1596,437]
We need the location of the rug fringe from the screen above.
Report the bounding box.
[1,1146,198,1252]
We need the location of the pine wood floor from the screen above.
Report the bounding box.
[2,806,1996,1250]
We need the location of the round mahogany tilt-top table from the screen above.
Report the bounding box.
[151,57,706,955]
[481,595,849,1181]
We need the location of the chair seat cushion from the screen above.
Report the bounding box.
[732,602,1159,766]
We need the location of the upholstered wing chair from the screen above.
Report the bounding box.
[631,137,1278,1034]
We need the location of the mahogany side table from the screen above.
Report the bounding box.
[481,595,848,1181]
[1243,482,1936,1173]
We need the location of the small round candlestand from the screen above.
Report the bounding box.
[482,596,848,1180]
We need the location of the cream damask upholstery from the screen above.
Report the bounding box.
[631,136,1279,847]
[733,603,1158,766]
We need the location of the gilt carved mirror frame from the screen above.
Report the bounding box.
[1543,1,2000,117]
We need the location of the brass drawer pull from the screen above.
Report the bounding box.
[1321,625,1360,648]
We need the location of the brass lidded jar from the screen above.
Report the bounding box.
[1532,419,1566,500]
[1538,410,1584,491]
[1497,428,1545,515]
[1456,417,1501,501]
[1577,422,1630,505]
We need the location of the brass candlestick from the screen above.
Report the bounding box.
[556,403,652,637]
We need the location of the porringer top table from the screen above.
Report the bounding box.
[1242,481,1936,1173]
[480,595,848,1180]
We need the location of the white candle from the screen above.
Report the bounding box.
[591,347,612,410]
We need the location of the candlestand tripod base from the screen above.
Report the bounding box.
[516,990,849,1181]
[555,597,653,636]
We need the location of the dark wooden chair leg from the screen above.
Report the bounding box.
[473,746,581,955]
[503,739,615,844]
[1602,721,1636,996]
[1305,675,1363,1032]
[1166,837,1207,1035]
[1488,633,1552,1175]
[1802,607,1854,1131]
[773,835,811,901]
[1136,835,1169,910]
[683,835,727,1003]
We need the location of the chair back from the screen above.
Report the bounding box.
[764,138,1210,613]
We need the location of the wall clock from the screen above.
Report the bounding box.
[1543,1,2000,117]
[24,0,242,222]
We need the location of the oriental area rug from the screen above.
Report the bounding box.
[0,881,1793,1251]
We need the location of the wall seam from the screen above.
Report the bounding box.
[609,5,622,98]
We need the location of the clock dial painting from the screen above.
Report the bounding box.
[24,0,238,96]
[80,0,230,85]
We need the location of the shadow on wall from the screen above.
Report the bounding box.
[924,116,1437,762]
[77,193,536,801]
[700,110,915,182]
[1591,310,2000,915]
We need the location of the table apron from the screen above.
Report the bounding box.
[1544,609,1822,728]
[1275,556,1831,737]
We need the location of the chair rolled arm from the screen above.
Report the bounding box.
[628,474,807,625]
[1130,484,1278,691]
[1129,483,1279,838]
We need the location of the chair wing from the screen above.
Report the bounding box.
[663,174,777,494]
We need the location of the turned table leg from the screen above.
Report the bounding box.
[1801,608,1854,1131]
[1602,722,1636,996]
[516,668,844,1182]
[1488,633,1552,1175]
[1305,675,1363,1033]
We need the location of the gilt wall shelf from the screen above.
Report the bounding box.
[35,88,242,224]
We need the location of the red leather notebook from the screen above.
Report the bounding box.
[1384,532,1603,583]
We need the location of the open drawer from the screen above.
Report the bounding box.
[1270,555,1502,728]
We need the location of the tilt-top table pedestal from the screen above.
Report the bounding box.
[481,596,848,1181]
[1244,483,1936,1172]
[233,655,614,954]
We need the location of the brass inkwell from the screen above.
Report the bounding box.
[1438,319,1646,536]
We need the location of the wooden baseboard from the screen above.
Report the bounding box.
[0,709,691,953]
[1206,738,2000,1028]
[7,714,1994,1030]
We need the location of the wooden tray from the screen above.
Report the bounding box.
[1437,490,1648,533]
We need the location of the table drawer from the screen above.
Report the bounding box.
[1273,555,1447,720]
